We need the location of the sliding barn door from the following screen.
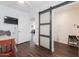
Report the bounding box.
[39,10,52,50]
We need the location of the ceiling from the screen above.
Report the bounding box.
[0,1,50,12]
[0,1,64,13]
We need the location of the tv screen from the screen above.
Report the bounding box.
[4,16,18,25]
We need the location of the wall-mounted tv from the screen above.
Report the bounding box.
[4,16,18,25]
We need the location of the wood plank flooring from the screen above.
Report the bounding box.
[16,41,78,57]
[53,42,78,57]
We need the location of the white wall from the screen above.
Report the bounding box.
[54,2,79,44]
[0,5,31,44]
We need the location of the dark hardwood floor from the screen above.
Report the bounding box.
[16,41,78,57]
[53,42,78,57]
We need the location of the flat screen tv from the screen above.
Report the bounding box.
[4,16,18,25]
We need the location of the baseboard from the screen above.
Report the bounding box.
[17,41,30,45]
[54,41,68,46]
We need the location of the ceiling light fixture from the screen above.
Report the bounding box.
[18,1,24,4]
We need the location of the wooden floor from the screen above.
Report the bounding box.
[16,41,78,57]
[53,42,78,57]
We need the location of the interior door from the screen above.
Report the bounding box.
[18,17,30,44]
[39,10,52,50]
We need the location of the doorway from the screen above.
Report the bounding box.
[53,2,79,56]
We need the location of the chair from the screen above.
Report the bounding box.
[0,39,15,57]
